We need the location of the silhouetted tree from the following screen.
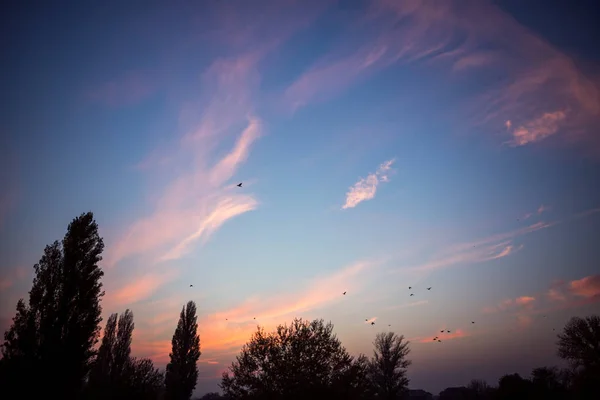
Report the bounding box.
[557,315,600,399]
[220,318,370,400]
[369,332,411,400]
[88,313,119,399]
[466,379,494,399]
[87,310,136,399]
[113,309,135,382]
[530,366,568,400]
[165,301,201,400]
[124,357,165,400]
[1,212,105,400]
[496,373,532,400]
[438,386,476,400]
[557,315,600,371]
[86,309,163,400]
[198,393,228,400]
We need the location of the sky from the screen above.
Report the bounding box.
[1,0,600,396]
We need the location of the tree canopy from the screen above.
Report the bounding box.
[1,212,105,399]
[369,331,411,400]
[220,318,372,400]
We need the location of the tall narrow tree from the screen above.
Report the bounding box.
[113,309,135,381]
[370,332,412,400]
[165,301,201,400]
[0,212,105,399]
[87,313,118,399]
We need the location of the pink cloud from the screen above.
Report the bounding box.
[87,70,158,107]
[106,54,264,268]
[406,239,523,274]
[284,0,600,154]
[106,270,179,309]
[546,287,567,302]
[197,260,380,352]
[484,295,536,314]
[569,275,600,299]
[515,296,536,307]
[342,159,395,209]
[508,110,567,146]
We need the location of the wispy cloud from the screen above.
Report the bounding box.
[342,158,395,209]
[284,0,600,154]
[106,270,180,309]
[484,296,536,314]
[106,55,263,269]
[405,239,523,274]
[507,110,567,147]
[485,274,600,323]
[129,259,379,359]
[522,204,551,220]
[195,259,379,351]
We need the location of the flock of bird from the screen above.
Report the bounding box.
[343,285,477,343]
[190,183,556,344]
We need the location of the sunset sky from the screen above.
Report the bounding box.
[1,0,600,396]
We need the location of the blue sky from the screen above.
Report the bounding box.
[1,0,600,396]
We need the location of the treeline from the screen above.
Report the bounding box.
[0,212,598,400]
[0,212,201,400]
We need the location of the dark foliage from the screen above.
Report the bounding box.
[197,393,229,400]
[369,331,411,400]
[0,212,105,399]
[165,301,202,400]
[220,318,372,400]
[557,315,600,370]
[557,315,600,399]
[86,309,160,400]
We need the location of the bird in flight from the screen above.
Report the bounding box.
[408,286,412,289]
[427,287,432,290]
[365,319,368,321]
[237,183,242,187]
[253,317,256,320]
[225,318,228,321]
[388,324,391,327]
[440,330,444,333]
[438,339,442,342]
[447,330,451,333]
[371,321,375,326]
[190,284,193,287]
[410,294,414,296]
[472,321,475,324]
[343,291,346,295]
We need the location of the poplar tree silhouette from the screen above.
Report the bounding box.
[165,301,201,400]
[0,212,105,400]
[87,310,135,399]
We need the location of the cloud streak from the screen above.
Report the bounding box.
[106,56,263,269]
[284,0,600,154]
[342,159,395,209]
